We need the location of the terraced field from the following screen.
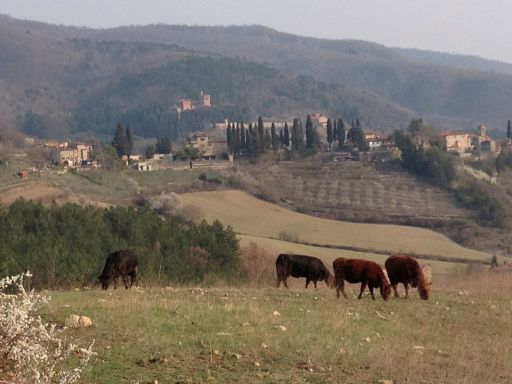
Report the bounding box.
[245,160,470,224]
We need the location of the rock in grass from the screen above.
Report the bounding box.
[65,314,92,327]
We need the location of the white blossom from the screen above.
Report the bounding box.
[0,272,94,383]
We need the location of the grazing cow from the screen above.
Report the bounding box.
[276,254,334,289]
[332,258,391,301]
[385,255,430,300]
[99,250,138,290]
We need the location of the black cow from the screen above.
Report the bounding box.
[276,253,334,288]
[99,250,138,290]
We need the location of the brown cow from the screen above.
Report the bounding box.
[385,255,430,300]
[276,254,334,289]
[332,258,391,300]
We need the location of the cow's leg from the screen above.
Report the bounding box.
[122,274,130,289]
[358,281,368,299]
[392,283,399,298]
[130,271,137,287]
[369,285,376,300]
[283,277,289,289]
[313,280,317,288]
[335,278,347,299]
[113,277,118,289]
[305,278,310,289]
[404,283,409,298]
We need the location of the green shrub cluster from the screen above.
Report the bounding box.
[0,199,241,288]
[496,148,512,173]
[394,130,455,187]
[455,182,506,227]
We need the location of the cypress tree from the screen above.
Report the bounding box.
[305,114,316,150]
[112,122,127,157]
[257,117,265,154]
[279,129,284,148]
[337,119,345,148]
[226,123,232,152]
[291,118,304,152]
[234,124,241,154]
[248,123,256,155]
[507,120,512,139]
[283,122,290,148]
[240,123,246,151]
[244,123,250,149]
[326,118,333,151]
[125,125,133,157]
[271,123,279,151]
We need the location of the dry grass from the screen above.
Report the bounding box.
[44,273,512,383]
[239,234,457,275]
[182,190,490,261]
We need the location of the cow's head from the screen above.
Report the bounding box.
[418,282,430,300]
[98,275,109,290]
[380,281,392,301]
[326,273,335,288]
[418,264,431,300]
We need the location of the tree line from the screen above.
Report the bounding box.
[0,200,242,289]
[226,115,368,156]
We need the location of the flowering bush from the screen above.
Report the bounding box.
[0,272,94,383]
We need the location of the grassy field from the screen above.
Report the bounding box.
[182,190,490,262]
[239,235,460,276]
[44,273,512,384]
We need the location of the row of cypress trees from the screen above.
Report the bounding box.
[226,115,367,155]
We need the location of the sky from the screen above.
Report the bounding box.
[1,0,512,63]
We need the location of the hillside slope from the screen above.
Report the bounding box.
[0,15,414,139]
[181,190,489,261]
[87,23,512,129]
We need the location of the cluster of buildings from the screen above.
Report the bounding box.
[46,141,96,167]
[175,91,211,117]
[439,125,497,156]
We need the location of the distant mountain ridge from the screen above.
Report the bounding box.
[84,22,512,130]
[1,14,512,139]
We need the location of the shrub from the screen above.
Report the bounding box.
[240,242,275,286]
[278,231,300,243]
[0,272,95,383]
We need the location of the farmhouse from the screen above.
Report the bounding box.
[364,131,386,150]
[50,143,94,166]
[184,131,227,159]
[440,125,497,155]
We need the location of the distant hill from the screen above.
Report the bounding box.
[0,15,413,139]
[84,23,512,130]
[3,15,512,138]
[396,48,512,76]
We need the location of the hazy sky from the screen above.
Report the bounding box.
[1,0,511,63]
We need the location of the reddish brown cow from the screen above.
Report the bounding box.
[332,258,391,301]
[385,255,430,300]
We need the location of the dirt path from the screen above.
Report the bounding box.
[0,181,65,205]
